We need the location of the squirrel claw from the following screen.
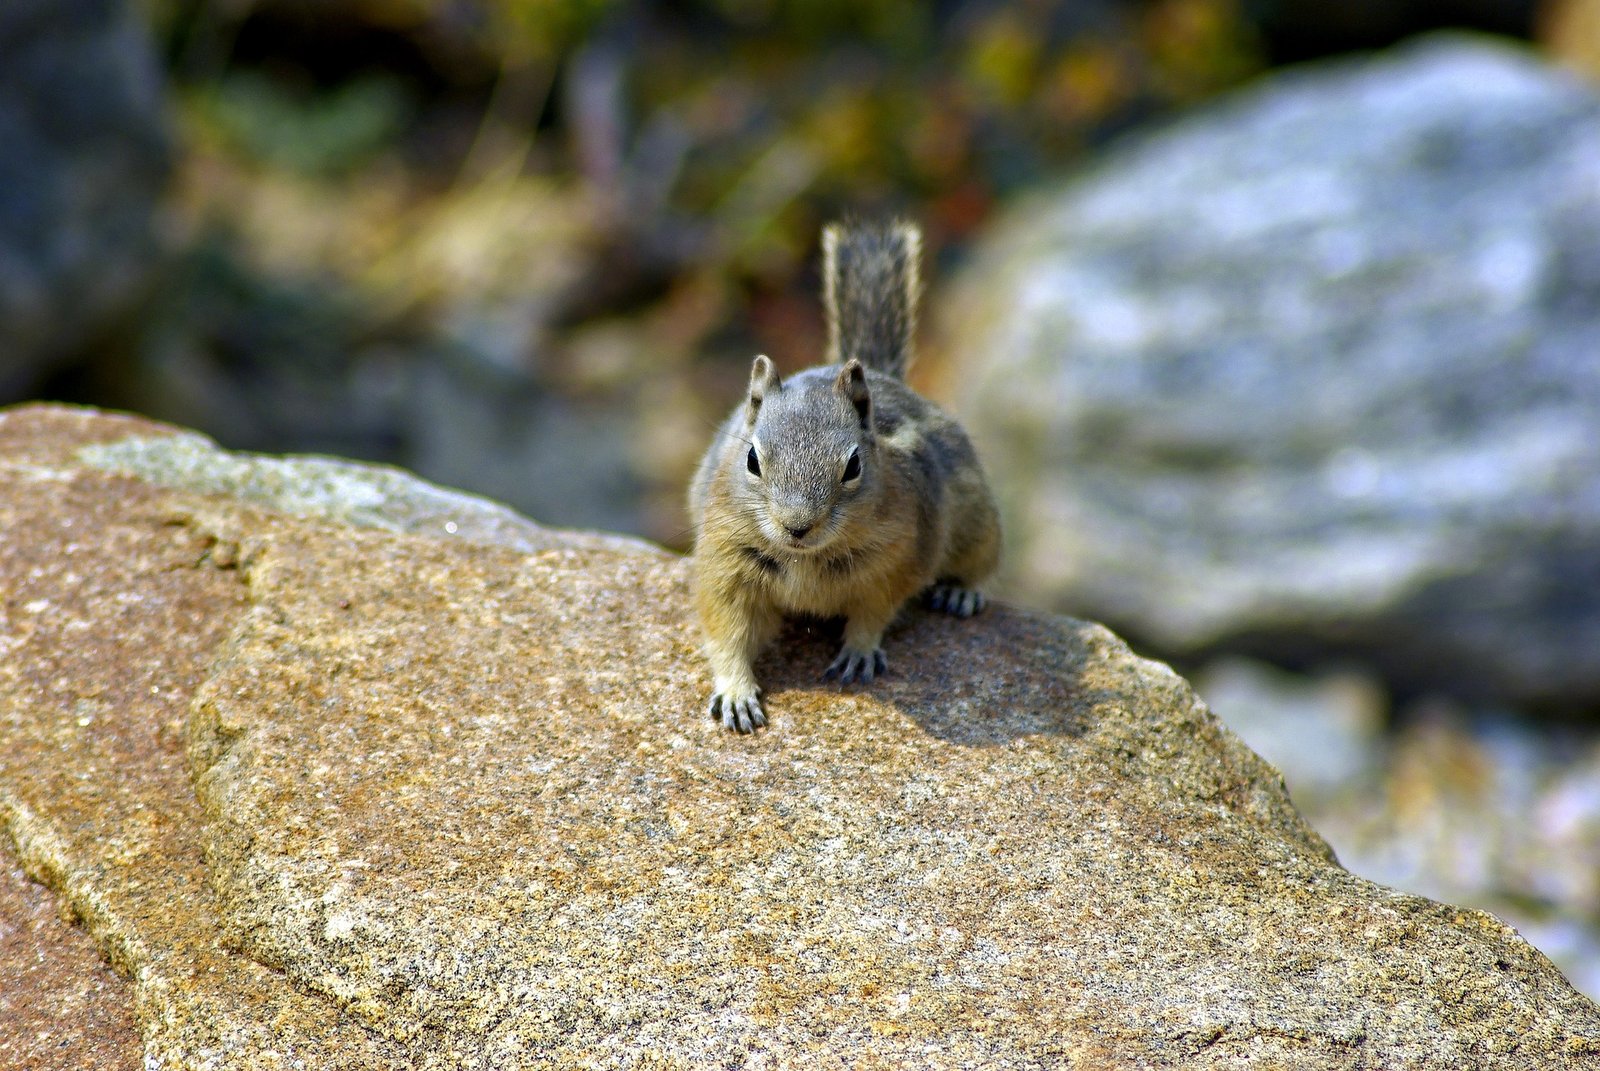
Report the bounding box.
[927,583,986,618]
[824,646,887,685]
[709,690,766,734]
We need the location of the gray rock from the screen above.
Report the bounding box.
[0,0,170,396]
[952,34,1600,708]
[404,346,651,538]
[1195,657,1386,802]
[80,423,663,558]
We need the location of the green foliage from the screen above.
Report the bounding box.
[703,0,932,45]
[144,0,1266,395]
[491,0,622,59]
[189,71,410,177]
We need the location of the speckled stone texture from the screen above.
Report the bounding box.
[2,403,1597,1069]
[0,857,141,1071]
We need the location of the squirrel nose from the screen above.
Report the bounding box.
[785,523,812,540]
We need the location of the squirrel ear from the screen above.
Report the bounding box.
[746,355,780,423]
[836,359,871,429]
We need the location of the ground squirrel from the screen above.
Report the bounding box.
[688,219,1001,732]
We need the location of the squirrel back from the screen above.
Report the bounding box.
[822,219,922,379]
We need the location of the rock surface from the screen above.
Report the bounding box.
[0,857,142,1071]
[0,0,170,397]
[951,34,1600,708]
[1,402,1597,1069]
[1193,658,1600,998]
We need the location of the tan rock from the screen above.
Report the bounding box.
[0,406,411,1068]
[0,857,141,1071]
[1,402,1596,1068]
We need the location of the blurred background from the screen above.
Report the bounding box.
[4,0,1600,997]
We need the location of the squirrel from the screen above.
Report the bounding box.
[688,219,1001,733]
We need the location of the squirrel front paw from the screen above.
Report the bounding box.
[926,583,986,618]
[824,645,887,685]
[709,688,766,734]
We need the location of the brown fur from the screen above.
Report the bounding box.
[823,219,922,378]
[689,220,999,732]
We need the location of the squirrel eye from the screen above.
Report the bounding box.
[747,445,761,477]
[842,448,861,483]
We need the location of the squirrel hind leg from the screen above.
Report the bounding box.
[925,581,987,618]
[824,645,887,685]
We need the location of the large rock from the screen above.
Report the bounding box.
[1,403,1596,1068]
[0,0,169,397]
[951,35,1600,709]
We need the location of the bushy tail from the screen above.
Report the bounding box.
[822,219,922,379]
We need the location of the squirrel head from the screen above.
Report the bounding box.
[736,354,878,554]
